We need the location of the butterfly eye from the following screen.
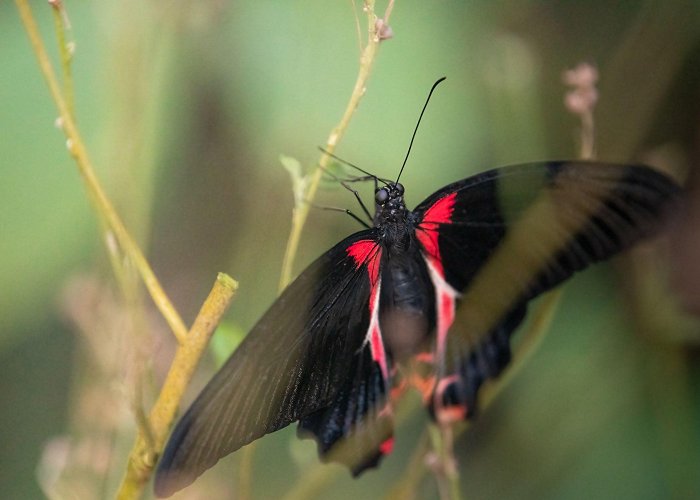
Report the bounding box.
[375,188,389,204]
[395,183,404,195]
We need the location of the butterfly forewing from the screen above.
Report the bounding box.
[413,161,679,421]
[154,231,390,496]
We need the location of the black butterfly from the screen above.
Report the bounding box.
[154,87,680,499]
[154,159,678,496]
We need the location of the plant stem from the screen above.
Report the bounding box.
[427,424,461,500]
[116,273,238,499]
[278,0,388,290]
[17,3,244,498]
[15,0,189,344]
[49,0,75,119]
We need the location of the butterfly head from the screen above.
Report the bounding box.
[374,182,407,226]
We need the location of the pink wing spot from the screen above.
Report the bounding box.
[379,437,395,455]
[416,192,457,276]
[347,240,387,379]
[437,289,456,353]
[370,323,388,379]
[347,239,381,286]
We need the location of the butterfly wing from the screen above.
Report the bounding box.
[154,231,391,496]
[412,161,680,421]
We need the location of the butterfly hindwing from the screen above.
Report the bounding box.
[297,237,396,475]
[154,232,393,496]
[413,161,679,421]
[297,342,393,476]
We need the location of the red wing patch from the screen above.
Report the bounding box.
[347,239,381,286]
[416,192,457,276]
[422,253,461,424]
[346,240,388,379]
[379,437,394,455]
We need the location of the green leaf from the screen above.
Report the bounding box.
[280,154,308,208]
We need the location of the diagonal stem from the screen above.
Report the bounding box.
[116,273,238,499]
[15,0,189,344]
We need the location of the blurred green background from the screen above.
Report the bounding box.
[2,1,700,499]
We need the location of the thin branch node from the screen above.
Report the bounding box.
[142,449,157,468]
[65,138,77,156]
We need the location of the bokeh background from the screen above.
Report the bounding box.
[2,1,700,499]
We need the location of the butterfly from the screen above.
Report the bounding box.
[153,83,680,498]
[154,160,678,496]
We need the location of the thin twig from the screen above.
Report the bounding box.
[563,62,598,160]
[116,273,238,499]
[15,0,189,345]
[17,3,243,499]
[48,0,75,119]
[426,424,460,500]
[278,0,389,290]
[384,431,430,500]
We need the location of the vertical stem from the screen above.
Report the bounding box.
[278,0,383,289]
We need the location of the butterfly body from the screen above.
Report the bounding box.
[366,182,435,357]
[154,161,679,497]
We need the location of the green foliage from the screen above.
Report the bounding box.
[209,321,247,368]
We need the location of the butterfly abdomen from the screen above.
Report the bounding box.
[379,249,436,358]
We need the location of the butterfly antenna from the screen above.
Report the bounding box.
[318,147,389,186]
[396,76,446,184]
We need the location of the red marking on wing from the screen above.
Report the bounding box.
[437,289,456,355]
[370,322,388,379]
[379,437,394,455]
[431,278,458,421]
[347,239,381,286]
[346,240,387,379]
[416,192,457,276]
